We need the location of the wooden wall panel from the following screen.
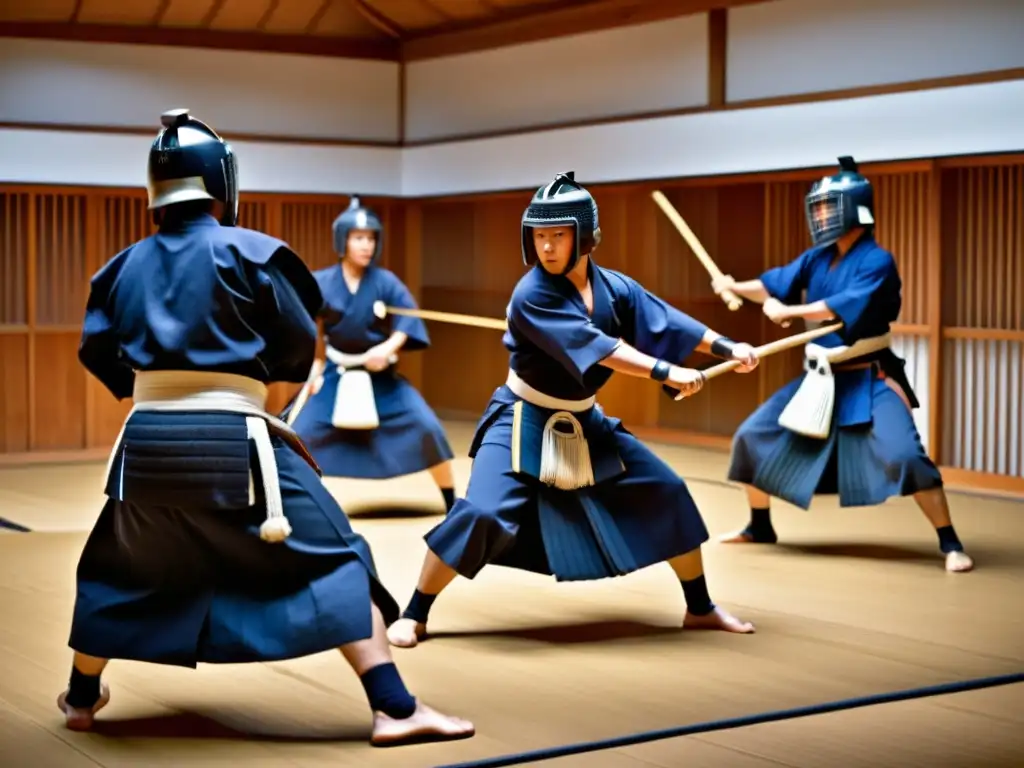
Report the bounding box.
[758,179,812,402]
[939,162,1024,479]
[419,197,515,417]
[657,183,767,436]
[0,187,368,459]
[1,192,29,326]
[32,333,87,451]
[941,165,1023,331]
[941,338,1022,476]
[874,171,930,326]
[34,193,88,326]
[1,158,1021,496]
[593,189,659,428]
[0,334,29,454]
[238,200,270,233]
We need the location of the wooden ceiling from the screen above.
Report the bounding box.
[0,0,769,60]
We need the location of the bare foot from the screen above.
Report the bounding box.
[683,606,756,634]
[387,618,426,648]
[371,702,475,747]
[57,684,110,731]
[718,528,777,544]
[946,550,974,573]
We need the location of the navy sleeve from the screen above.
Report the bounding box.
[617,274,708,362]
[509,290,620,384]
[824,249,899,340]
[760,248,815,304]
[251,250,320,384]
[78,252,135,400]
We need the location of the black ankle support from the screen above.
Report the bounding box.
[441,487,456,513]
[65,667,102,709]
[359,663,417,719]
[744,506,777,543]
[936,525,964,553]
[681,574,715,616]
[401,589,437,624]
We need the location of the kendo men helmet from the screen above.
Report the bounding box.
[332,196,384,262]
[805,156,875,247]
[147,108,239,227]
[521,171,602,274]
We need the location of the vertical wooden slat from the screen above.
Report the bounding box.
[401,202,423,390]
[926,165,942,460]
[25,193,37,449]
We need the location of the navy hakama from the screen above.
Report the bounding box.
[727,234,943,510]
[423,261,711,582]
[292,266,454,480]
[70,215,400,665]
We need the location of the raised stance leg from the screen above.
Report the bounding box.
[342,604,474,745]
[387,550,459,648]
[670,548,756,633]
[913,488,973,573]
[428,460,458,513]
[719,484,779,544]
[59,609,473,744]
[390,436,535,648]
[57,652,110,731]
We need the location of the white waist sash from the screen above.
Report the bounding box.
[323,348,387,370]
[105,370,294,543]
[505,369,596,413]
[778,333,893,439]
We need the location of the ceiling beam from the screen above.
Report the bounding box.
[0,21,400,61]
[257,0,281,32]
[151,0,174,25]
[347,0,403,38]
[402,0,771,61]
[200,0,228,28]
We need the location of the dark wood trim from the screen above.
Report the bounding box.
[406,160,938,204]
[0,21,399,61]
[201,0,228,28]
[257,0,281,31]
[348,0,403,38]
[0,121,399,149]
[707,8,727,108]
[307,0,333,33]
[401,0,768,61]
[152,0,173,26]
[936,153,1024,169]
[403,67,1024,147]
[0,185,401,204]
[398,59,407,144]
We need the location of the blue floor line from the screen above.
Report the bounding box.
[436,672,1024,768]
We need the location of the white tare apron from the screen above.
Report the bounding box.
[505,369,597,491]
[777,333,892,439]
[324,344,396,430]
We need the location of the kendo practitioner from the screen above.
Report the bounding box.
[289,197,458,512]
[57,109,475,746]
[388,172,761,649]
[712,157,973,574]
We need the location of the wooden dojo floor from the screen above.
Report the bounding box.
[1,421,1022,768]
